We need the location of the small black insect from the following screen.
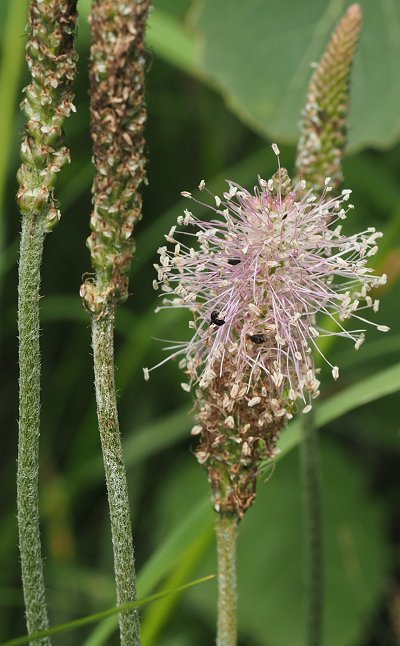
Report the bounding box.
[210,310,225,326]
[249,333,265,344]
[227,258,241,265]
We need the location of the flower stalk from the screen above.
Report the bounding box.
[16,0,78,640]
[80,1,150,643]
[215,513,239,646]
[300,409,323,646]
[91,313,140,643]
[150,146,387,642]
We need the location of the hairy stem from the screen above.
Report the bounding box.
[215,512,239,646]
[81,3,150,642]
[300,409,323,646]
[92,312,140,645]
[17,213,49,645]
[16,1,78,639]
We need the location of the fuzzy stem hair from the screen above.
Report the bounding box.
[216,512,239,646]
[300,409,324,646]
[91,313,140,643]
[16,0,78,641]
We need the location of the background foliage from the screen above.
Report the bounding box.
[0,0,399,644]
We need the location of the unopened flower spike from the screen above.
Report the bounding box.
[296,3,362,193]
[149,144,387,516]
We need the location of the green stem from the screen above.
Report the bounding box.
[16,1,77,639]
[17,212,50,645]
[91,312,140,645]
[215,512,238,646]
[300,409,323,646]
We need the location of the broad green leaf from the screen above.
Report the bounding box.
[146,7,200,75]
[78,0,200,75]
[191,0,400,151]
[341,394,400,452]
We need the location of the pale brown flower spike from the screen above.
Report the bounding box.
[295,3,362,193]
[17,0,78,230]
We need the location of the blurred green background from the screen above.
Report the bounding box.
[1,0,400,644]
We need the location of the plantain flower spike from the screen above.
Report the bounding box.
[80,0,148,316]
[147,145,388,517]
[17,0,78,232]
[296,3,362,193]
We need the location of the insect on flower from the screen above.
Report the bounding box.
[210,310,225,326]
[146,145,388,418]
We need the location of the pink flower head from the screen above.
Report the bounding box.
[148,147,388,416]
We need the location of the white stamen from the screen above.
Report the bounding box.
[272,143,280,156]
[332,366,339,380]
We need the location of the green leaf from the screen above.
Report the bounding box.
[3,576,215,646]
[146,7,200,75]
[191,0,400,151]
[138,497,213,598]
[333,334,400,371]
[276,362,400,459]
[78,0,200,75]
[141,529,214,645]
